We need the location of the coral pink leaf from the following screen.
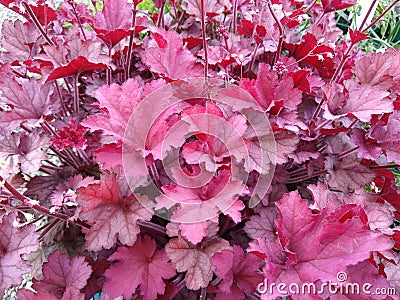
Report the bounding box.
[141,29,203,80]
[104,235,175,299]
[76,173,152,251]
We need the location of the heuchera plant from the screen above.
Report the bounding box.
[0,0,400,299]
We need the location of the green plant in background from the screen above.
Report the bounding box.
[337,0,400,51]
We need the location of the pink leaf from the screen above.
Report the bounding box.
[322,80,392,122]
[0,20,40,63]
[0,213,39,293]
[244,206,278,240]
[92,0,132,47]
[165,234,230,290]
[94,0,132,31]
[0,74,59,130]
[141,28,203,80]
[104,236,175,300]
[0,129,49,174]
[32,250,92,298]
[76,173,152,251]
[210,246,263,299]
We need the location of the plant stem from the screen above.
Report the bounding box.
[266,0,284,65]
[137,219,167,235]
[0,175,91,229]
[338,146,359,159]
[70,1,87,40]
[370,164,400,169]
[362,0,400,33]
[232,0,238,33]
[22,1,55,47]
[126,3,138,80]
[358,0,378,31]
[200,0,208,79]
[305,0,317,13]
[73,73,80,114]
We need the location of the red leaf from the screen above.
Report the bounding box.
[237,20,255,36]
[321,0,356,12]
[349,29,370,44]
[46,56,108,82]
[284,33,335,78]
[76,173,152,251]
[32,251,92,299]
[0,213,39,293]
[104,236,175,299]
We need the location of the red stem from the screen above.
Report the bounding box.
[232,0,238,33]
[358,0,378,31]
[338,146,359,159]
[266,0,284,65]
[200,0,209,79]
[126,3,137,80]
[22,1,55,47]
[70,1,87,40]
[0,175,91,229]
[363,0,400,33]
[370,164,400,169]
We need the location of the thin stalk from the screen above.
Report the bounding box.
[358,0,379,31]
[232,0,238,33]
[331,41,354,82]
[247,43,260,74]
[0,176,91,229]
[370,164,400,169]
[305,0,317,13]
[338,146,359,159]
[363,0,400,33]
[200,0,209,79]
[157,0,166,27]
[315,119,332,130]
[70,1,87,40]
[137,219,167,235]
[73,73,80,114]
[126,3,138,80]
[200,288,207,300]
[266,0,284,65]
[22,1,55,47]
[287,170,327,184]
